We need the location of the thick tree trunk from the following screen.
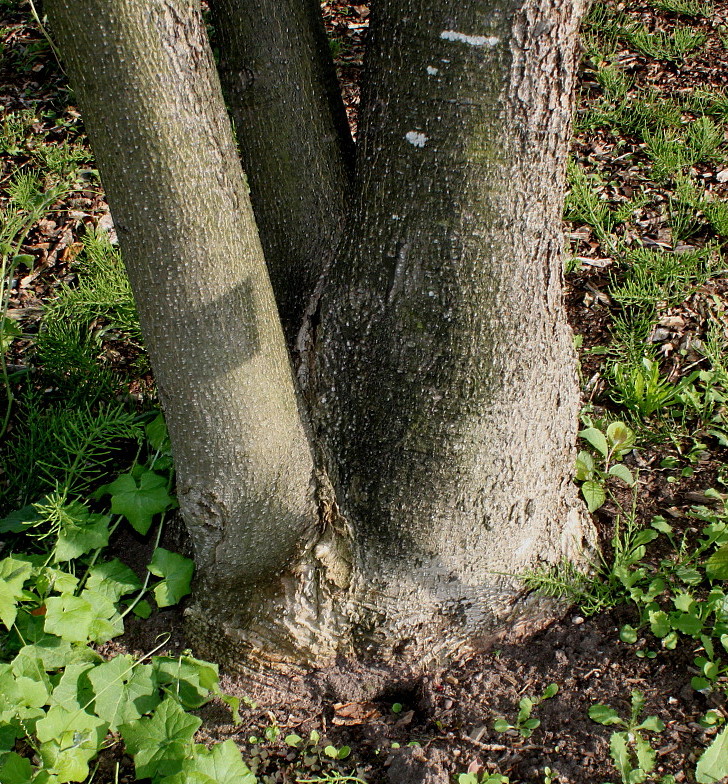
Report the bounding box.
[48,0,595,671]
[45,0,319,632]
[209,0,354,344]
[313,0,594,662]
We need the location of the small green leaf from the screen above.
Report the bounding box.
[162,740,256,784]
[575,451,595,481]
[152,655,219,709]
[582,480,606,513]
[54,501,111,562]
[337,745,351,759]
[493,718,512,733]
[608,463,635,486]
[637,715,665,732]
[324,745,339,759]
[542,683,559,699]
[285,734,303,747]
[0,752,32,784]
[633,734,656,774]
[37,706,108,783]
[588,704,623,726]
[620,624,638,644]
[391,702,403,714]
[148,548,194,607]
[132,599,152,618]
[0,558,33,629]
[673,612,702,637]
[522,718,540,730]
[609,732,631,780]
[649,610,670,638]
[696,725,728,783]
[0,317,21,353]
[44,594,96,642]
[606,422,636,455]
[651,516,672,534]
[580,427,609,457]
[706,545,728,580]
[106,468,175,535]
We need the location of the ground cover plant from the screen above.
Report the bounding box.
[1,0,728,782]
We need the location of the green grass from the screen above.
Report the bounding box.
[652,0,714,17]
[625,26,707,62]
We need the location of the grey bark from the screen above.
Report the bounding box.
[45,0,319,629]
[47,0,595,670]
[313,0,595,661]
[209,0,354,344]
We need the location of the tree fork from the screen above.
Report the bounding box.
[209,0,355,344]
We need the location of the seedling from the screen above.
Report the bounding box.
[576,421,636,511]
[494,683,558,738]
[589,690,666,784]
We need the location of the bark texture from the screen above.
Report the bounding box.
[48,0,595,670]
[45,0,319,631]
[209,0,354,343]
[313,0,595,662]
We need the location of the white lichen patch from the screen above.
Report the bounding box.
[405,131,428,148]
[440,30,500,47]
[426,65,439,75]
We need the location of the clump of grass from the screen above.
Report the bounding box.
[625,27,707,62]
[653,0,713,18]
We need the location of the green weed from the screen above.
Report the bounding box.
[589,690,670,784]
[493,683,559,739]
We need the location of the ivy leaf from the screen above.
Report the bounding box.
[0,558,33,629]
[579,427,609,457]
[0,504,42,533]
[146,412,172,455]
[88,655,159,731]
[581,480,606,513]
[706,545,728,580]
[48,662,96,712]
[148,548,194,607]
[106,468,175,535]
[152,655,219,709]
[44,594,96,643]
[85,559,142,602]
[0,752,33,784]
[37,705,108,784]
[54,501,111,562]
[161,740,257,784]
[120,697,201,780]
[696,726,728,783]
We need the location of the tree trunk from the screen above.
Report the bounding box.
[47,0,595,671]
[312,0,594,661]
[45,0,320,640]
[209,0,354,344]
